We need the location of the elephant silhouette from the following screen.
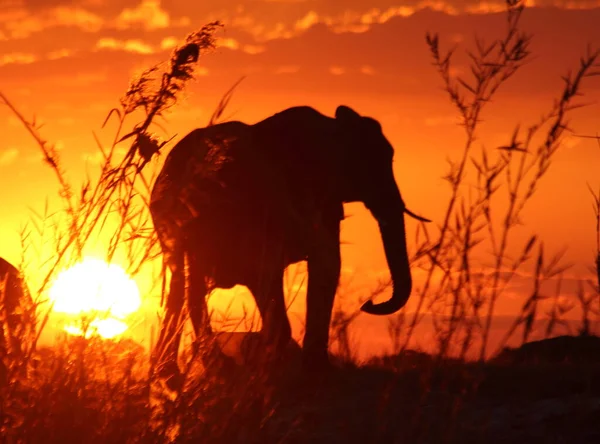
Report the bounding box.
[150,105,427,387]
[0,257,34,384]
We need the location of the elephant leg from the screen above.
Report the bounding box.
[154,239,186,389]
[186,252,211,340]
[303,212,341,372]
[155,275,185,389]
[246,267,292,361]
[185,251,233,370]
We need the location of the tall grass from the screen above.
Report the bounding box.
[576,127,600,334]
[330,0,600,366]
[391,0,600,361]
[0,1,599,442]
[0,22,226,441]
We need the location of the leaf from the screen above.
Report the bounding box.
[102,108,122,128]
[116,129,139,144]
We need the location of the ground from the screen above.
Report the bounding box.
[2,334,600,443]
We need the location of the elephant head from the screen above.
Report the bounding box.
[334,105,427,316]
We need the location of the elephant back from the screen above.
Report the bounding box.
[150,121,251,221]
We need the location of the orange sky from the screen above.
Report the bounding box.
[1,1,600,356]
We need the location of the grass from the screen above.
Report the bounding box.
[1,1,600,442]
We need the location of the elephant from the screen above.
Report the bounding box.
[0,257,34,383]
[150,105,427,386]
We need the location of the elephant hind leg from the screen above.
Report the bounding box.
[246,268,292,362]
[185,246,240,376]
[154,244,186,390]
[185,252,222,359]
[150,210,191,389]
[185,251,211,339]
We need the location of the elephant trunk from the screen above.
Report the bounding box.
[360,187,412,316]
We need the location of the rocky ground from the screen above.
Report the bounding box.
[4,334,600,443]
[202,334,600,443]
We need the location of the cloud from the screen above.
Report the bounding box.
[0,9,44,39]
[360,65,376,75]
[262,22,294,40]
[3,1,600,50]
[221,0,600,42]
[227,1,457,40]
[2,2,599,104]
[325,1,462,33]
[96,37,154,54]
[329,65,345,75]
[1,5,103,39]
[51,5,103,29]
[295,10,319,30]
[358,8,381,25]
[242,44,266,55]
[0,1,197,42]
[223,1,600,43]
[559,0,600,9]
[46,48,73,60]
[0,52,38,66]
[117,39,154,54]
[0,148,19,166]
[114,0,189,30]
[217,37,240,50]
[20,0,101,10]
[114,0,169,29]
[160,36,178,50]
[464,0,542,14]
[465,1,512,14]
[220,2,439,41]
[95,35,241,56]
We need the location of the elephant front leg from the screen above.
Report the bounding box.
[303,217,341,374]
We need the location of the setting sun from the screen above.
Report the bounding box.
[49,258,141,339]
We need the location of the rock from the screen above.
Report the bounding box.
[492,335,600,365]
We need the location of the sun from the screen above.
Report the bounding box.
[49,258,141,339]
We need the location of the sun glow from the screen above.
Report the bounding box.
[49,258,141,339]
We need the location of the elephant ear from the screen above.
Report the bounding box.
[335,105,362,123]
[336,105,382,135]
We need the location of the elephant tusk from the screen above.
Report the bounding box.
[404,207,431,223]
